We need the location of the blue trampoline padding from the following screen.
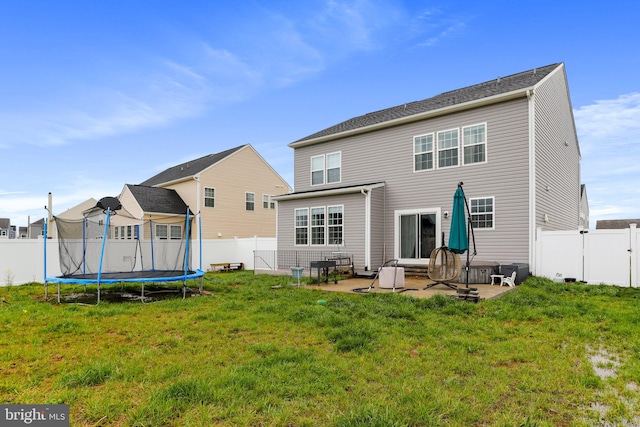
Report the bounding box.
[46,269,204,285]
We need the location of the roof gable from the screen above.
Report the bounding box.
[125,185,190,215]
[294,63,561,144]
[141,145,246,187]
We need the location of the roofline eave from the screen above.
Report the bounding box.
[273,182,385,201]
[289,87,531,148]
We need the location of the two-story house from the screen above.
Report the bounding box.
[138,144,291,240]
[274,63,584,276]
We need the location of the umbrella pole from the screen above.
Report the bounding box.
[466,220,470,288]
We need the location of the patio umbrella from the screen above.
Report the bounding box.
[448,186,468,254]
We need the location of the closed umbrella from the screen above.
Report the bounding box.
[448,187,468,254]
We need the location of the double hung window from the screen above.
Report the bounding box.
[470,197,494,229]
[437,129,459,168]
[311,152,341,185]
[463,123,486,165]
[204,187,215,208]
[414,134,434,171]
[295,208,309,245]
[245,192,255,211]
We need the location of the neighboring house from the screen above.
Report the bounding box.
[274,63,584,275]
[48,198,98,238]
[28,218,45,239]
[580,184,589,229]
[0,218,12,239]
[595,219,640,229]
[140,144,291,239]
[113,184,193,240]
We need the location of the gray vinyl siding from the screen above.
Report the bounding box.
[276,193,367,269]
[292,98,533,265]
[533,66,581,231]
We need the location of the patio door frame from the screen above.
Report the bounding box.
[394,207,441,265]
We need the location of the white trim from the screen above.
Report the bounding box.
[204,186,216,208]
[527,88,536,273]
[273,182,385,201]
[326,151,342,184]
[436,127,460,169]
[461,122,488,166]
[413,132,435,172]
[393,208,441,265]
[310,205,326,246]
[294,207,309,246]
[245,192,255,211]
[327,204,344,247]
[469,196,495,230]
[310,154,325,186]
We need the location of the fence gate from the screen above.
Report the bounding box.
[536,224,638,287]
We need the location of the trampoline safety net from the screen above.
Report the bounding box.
[53,214,195,281]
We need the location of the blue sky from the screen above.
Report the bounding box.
[1,0,638,229]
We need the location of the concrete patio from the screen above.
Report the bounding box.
[295,275,518,301]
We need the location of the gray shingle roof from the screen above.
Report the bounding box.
[295,63,562,143]
[125,185,191,215]
[140,145,246,187]
[595,219,640,230]
[0,218,10,229]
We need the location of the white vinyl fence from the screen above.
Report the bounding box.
[0,237,276,286]
[535,224,638,287]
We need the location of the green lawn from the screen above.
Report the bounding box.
[1,273,640,426]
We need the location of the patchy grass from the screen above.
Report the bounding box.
[1,273,640,426]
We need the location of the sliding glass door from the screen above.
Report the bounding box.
[396,209,440,264]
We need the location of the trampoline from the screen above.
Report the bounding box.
[44,196,204,304]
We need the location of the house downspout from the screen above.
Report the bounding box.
[361,188,371,271]
[527,88,537,274]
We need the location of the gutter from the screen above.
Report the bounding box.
[273,182,385,201]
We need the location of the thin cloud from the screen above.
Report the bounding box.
[575,92,640,225]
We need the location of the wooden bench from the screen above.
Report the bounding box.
[209,262,244,272]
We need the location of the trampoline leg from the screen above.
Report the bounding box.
[57,283,61,304]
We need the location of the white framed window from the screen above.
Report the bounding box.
[262,194,275,209]
[126,225,133,239]
[414,133,434,171]
[463,123,487,165]
[327,152,341,183]
[295,208,309,245]
[156,224,168,240]
[170,225,182,240]
[437,128,459,168]
[204,187,215,208]
[114,227,119,239]
[470,197,494,229]
[245,192,255,211]
[311,207,326,245]
[328,205,343,245]
[311,155,325,185]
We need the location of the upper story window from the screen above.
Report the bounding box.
[470,197,494,229]
[414,133,434,171]
[245,192,255,211]
[437,129,459,168]
[204,187,215,208]
[311,152,341,185]
[295,208,308,245]
[326,152,341,183]
[463,123,486,165]
[262,194,275,209]
[311,155,325,185]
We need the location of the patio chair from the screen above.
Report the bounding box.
[500,271,517,287]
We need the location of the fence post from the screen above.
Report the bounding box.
[630,224,637,288]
